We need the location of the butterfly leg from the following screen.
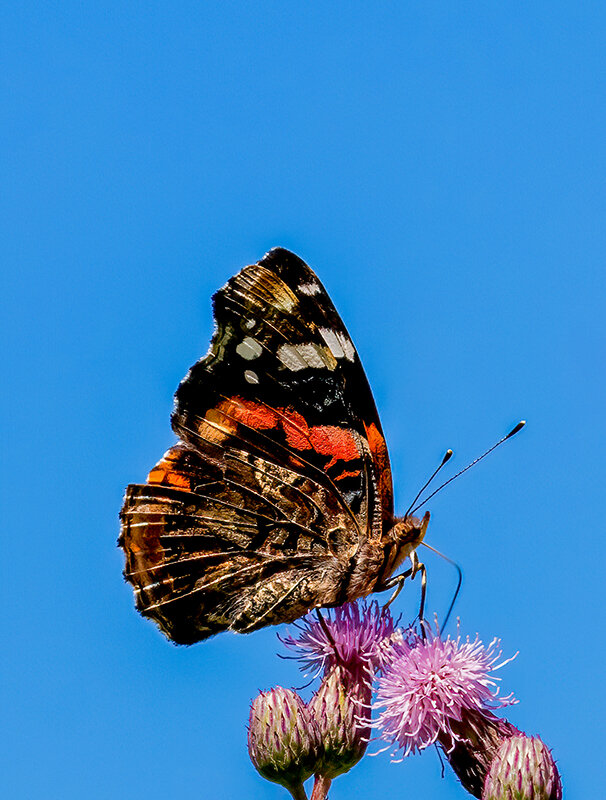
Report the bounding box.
[416,561,427,624]
[376,551,428,622]
[378,567,413,608]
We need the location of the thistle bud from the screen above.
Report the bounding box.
[248,687,321,796]
[483,734,562,800]
[438,709,521,797]
[308,665,371,780]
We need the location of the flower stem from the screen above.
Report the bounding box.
[289,784,309,800]
[310,775,332,800]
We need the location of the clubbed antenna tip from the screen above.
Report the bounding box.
[409,420,527,515]
[506,420,526,439]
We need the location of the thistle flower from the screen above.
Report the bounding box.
[374,624,517,759]
[483,734,562,800]
[281,600,398,680]
[308,665,372,780]
[248,686,321,798]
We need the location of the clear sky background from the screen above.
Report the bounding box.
[2,4,603,798]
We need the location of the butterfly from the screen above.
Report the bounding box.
[119,248,429,644]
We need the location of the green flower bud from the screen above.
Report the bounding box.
[248,686,321,795]
[483,734,562,800]
[308,665,371,780]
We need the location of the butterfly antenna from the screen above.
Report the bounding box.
[403,449,454,519]
[420,541,463,630]
[410,420,526,515]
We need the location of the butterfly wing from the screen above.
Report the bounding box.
[120,443,361,643]
[173,247,394,534]
[119,248,394,643]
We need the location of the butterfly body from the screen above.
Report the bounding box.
[119,248,428,644]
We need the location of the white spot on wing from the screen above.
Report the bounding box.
[319,328,356,361]
[337,331,355,361]
[277,344,308,371]
[298,343,328,369]
[236,336,263,360]
[299,281,322,296]
[319,327,344,359]
[278,343,333,371]
[243,318,256,330]
[244,369,259,384]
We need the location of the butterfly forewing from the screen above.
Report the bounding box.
[119,248,396,643]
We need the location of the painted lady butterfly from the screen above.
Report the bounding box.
[119,248,429,644]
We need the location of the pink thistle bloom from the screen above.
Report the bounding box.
[281,600,398,679]
[374,624,517,758]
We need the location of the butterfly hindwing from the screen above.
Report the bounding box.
[120,442,358,643]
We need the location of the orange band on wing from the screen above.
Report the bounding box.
[147,448,192,489]
[364,421,393,519]
[201,397,363,468]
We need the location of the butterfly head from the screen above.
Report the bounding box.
[384,510,430,575]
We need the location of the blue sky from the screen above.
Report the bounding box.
[2,3,603,798]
